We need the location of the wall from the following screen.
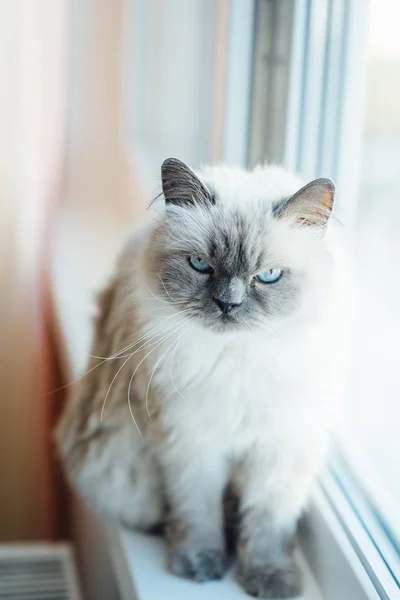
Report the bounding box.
[0,0,67,541]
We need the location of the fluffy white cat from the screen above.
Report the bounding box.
[56,159,349,598]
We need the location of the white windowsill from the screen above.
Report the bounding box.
[107,527,325,600]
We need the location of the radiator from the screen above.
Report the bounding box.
[0,544,82,600]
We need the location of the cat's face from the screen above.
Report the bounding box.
[149,159,335,333]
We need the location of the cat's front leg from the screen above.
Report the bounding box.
[237,513,301,599]
[160,444,229,582]
[236,448,322,598]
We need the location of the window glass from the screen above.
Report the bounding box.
[340,0,400,544]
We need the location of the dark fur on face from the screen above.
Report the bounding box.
[151,207,300,332]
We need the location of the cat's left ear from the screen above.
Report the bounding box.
[274,178,335,231]
[161,157,214,208]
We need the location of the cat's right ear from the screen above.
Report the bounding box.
[161,158,215,208]
[274,178,335,231]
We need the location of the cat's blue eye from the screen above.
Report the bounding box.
[189,256,213,274]
[255,268,283,284]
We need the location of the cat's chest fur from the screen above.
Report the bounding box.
[147,318,332,455]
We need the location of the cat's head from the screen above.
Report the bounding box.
[148,158,335,333]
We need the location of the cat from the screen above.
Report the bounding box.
[56,158,348,598]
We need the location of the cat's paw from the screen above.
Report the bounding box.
[237,561,302,598]
[168,548,229,582]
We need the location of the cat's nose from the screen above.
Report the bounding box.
[213,298,241,315]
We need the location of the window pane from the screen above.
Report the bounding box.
[340,0,400,544]
[248,0,294,167]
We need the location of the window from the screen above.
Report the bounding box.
[125,0,219,184]
[240,0,400,597]
[334,0,400,581]
[338,0,400,541]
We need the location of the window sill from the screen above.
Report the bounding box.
[106,526,325,600]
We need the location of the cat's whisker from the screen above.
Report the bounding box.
[147,307,173,315]
[145,283,183,307]
[100,319,190,422]
[146,305,190,316]
[157,272,177,303]
[44,356,118,397]
[45,311,196,397]
[169,323,193,403]
[91,310,192,361]
[144,319,194,419]
[90,353,135,360]
[136,296,166,301]
[127,314,193,359]
[109,320,174,358]
[127,401,144,441]
[100,353,134,421]
[145,283,173,305]
[51,312,194,398]
[136,296,182,303]
[127,317,192,435]
[109,309,191,359]
[126,314,192,370]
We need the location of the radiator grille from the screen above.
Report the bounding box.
[0,545,81,600]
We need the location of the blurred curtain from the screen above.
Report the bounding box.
[0,0,226,547]
[0,1,67,539]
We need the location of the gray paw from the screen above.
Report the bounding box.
[237,561,302,598]
[169,548,229,582]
